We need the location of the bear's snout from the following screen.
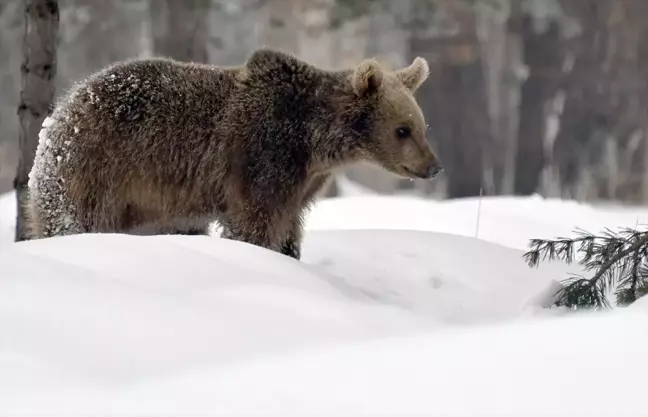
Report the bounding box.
[409,148,443,180]
[401,155,443,180]
[415,160,443,180]
[425,163,444,179]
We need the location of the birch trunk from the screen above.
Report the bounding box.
[14,0,59,242]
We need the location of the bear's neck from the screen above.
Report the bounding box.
[308,76,374,175]
[309,125,366,175]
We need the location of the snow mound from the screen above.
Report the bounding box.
[306,195,648,250]
[1,191,647,416]
[1,229,587,416]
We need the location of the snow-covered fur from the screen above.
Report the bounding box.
[26,48,440,259]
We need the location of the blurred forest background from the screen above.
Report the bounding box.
[2,0,648,204]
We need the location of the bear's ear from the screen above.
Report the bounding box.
[352,59,383,97]
[395,57,429,92]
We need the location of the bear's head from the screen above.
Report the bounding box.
[242,48,442,180]
[346,57,442,180]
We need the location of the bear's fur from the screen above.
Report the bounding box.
[27,48,441,259]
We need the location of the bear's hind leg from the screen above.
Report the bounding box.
[155,217,212,236]
[166,227,209,236]
[28,189,85,238]
[125,217,212,236]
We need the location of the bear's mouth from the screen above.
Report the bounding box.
[400,165,427,179]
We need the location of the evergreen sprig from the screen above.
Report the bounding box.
[523,226,648,309]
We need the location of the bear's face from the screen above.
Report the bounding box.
[350,57,442,180]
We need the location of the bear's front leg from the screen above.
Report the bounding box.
[275,175,330,260]
[278,216,304,260]
[279,232,301,260]
[218,207,284,255]
[275,174,330,260]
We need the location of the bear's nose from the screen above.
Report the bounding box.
[427,164,444,179]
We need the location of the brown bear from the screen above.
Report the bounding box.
[27,48,442,259]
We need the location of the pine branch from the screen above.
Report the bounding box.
[587,232,648,294]
[553,276,607,309]
[617,250,648,306]
[523,229,596,267]
[524,227,648,309]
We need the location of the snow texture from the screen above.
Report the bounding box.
[28,111,83,236]
[1,192,647,416]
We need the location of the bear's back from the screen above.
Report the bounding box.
[37,58,241,221]
[59,58,237,133]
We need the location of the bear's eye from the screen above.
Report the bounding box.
[396,126,412,139]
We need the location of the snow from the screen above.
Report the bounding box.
[335,174,378,196]
[4,189,647,251]
[0,192,15,247]
[100,309,648,417]
[305,194,648,250]
[1,190,647,416]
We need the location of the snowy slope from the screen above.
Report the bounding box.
[96,309,648,417]
[1,191,647,416]
[1,232,646,416]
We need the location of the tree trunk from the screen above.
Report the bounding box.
[553,0,608,199]
[14,0,59,242]
[512,15,563,195]
[150,0,209,63]
[434,58,489,198]
[554,0,647,201]
[407,3,490,199]
[639,6,648,204]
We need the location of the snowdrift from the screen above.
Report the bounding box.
[306,194,648,250]
[4,190,647,251]
[1,230,647,416]
[1,191,647,416]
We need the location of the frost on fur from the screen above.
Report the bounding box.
[27,114,83,238]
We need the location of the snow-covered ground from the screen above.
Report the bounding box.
[306,193,648,251]
[3,188,647,251]
[0,192,15,249]
[1,189,647,416]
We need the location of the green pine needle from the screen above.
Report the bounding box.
[523,226,648,309]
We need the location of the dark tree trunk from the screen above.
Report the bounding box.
[409,39,489,198]
[150,0,209,63]
[554,0,647,200]
[14,0,59,242]
[399,1,491,199]
[438,59,489,198]
[553,0,608,198]
[511,16,563,195]
[638,5,648,203]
